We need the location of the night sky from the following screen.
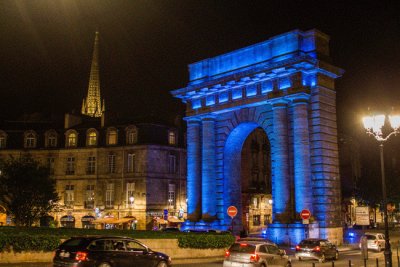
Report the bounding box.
[1,1,400,133]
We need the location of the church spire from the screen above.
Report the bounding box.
[82,31,104,118]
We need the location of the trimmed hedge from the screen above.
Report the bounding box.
[0,227,235,252]
[178,233,235,249]
[0,233,60,252]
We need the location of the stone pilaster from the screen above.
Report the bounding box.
[291,96,313,215]
[186,119,202,221]
[201,117,217,220]
[271,101,291,222]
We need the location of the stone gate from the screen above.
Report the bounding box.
[172,29,344,244]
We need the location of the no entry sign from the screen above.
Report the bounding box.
[227,206,238,218]
[300,209,311,220]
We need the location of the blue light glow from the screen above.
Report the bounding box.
[261,81,273,94]
[246,85,257,97]
[279,78,291,89]
[219,92,229,103]
[302,74,316,87]
[192,99,201,109]
[232,88,243,99]
[206,95,215,106]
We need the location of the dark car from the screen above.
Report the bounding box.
[295,238,339,263]
[53,236,172,267]
[223,240,291,267]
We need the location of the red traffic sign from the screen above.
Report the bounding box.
[300,209,311,220]
[227,206,238,218]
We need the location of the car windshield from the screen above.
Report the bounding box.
[229,243,256,253]
[365,235,377,240]
[299,240,320,246]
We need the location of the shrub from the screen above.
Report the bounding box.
[178,233,235,249]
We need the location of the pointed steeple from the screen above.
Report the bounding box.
[82,31,104,117]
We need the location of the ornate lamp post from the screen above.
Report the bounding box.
[362,114,400,267]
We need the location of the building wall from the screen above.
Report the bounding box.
[0,123,187,230]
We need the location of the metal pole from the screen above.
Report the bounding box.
[380,143,392,267]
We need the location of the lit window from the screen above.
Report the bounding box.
[253,215,261,226]
[126,182,135,208]
[168,183,176,208]
[85,185,95,209]
[168,154,176,173]
[127,153,136,173]
[126,127,138,145]
[24,132,37,148]
[108,154,116,173]
[66,157,75,175]
[87,131,97,146]
[107,129,118,145]
[87,156,96,174]
[67,132,77,147]
[105,183,114,208]
[0,131,7,149]
[168,131,176,145]
[64,184,74,206]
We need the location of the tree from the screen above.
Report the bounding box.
[0,155,59,226]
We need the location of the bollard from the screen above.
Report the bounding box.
[332,261,335,267]
[397,256,400,267]
[312,262,316,267]
[364,258,367,267]
[349,259,351,267]
[376,258,379,267]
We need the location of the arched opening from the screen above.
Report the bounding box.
[0,205,6,226]
[60,215,75,228]
[40,215,55,227]
[223,122,272,234]
[241,128,272,235]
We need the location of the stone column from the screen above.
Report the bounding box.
[271,101,291,222]
[201,117,216,220]
[292,96,313,215]
[186,119,202,221]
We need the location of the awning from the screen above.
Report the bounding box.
[168,217,184,223]
[112,217,136,224]
[60,215,75,222]
[91,217,116,224]
[81,215,95,222]
[156,218,168,224]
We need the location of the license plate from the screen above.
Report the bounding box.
[59,251,70,258]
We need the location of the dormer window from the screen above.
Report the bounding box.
[45,130,58,148]
[168,130,176,145]
[65,130,78,147]
[107,128,118,145]
[24,131,37,148]
[126,126,138,145]
[0,130,7,149]
[87,129,98,146]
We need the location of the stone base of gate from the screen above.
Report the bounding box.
[265,222,343,246]
[181,219,226,231]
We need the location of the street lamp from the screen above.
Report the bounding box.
[363,113,400,267]
[129,195,134,207]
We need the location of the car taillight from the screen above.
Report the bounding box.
[75,251,88,261]
[250,253,260,262]
[295,245,300,251]
[225,250,230,258]
[313,246,321,252]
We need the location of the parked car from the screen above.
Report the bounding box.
[358,232,386,252]
[295,238,339,263]
[223,240,291,267]
[53,236,172,267]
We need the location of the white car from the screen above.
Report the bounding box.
[359,232,385,252]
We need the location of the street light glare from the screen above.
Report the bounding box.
[389,115,400,130]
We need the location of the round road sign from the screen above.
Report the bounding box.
[227,206,238,218]
[300,209,311,220]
